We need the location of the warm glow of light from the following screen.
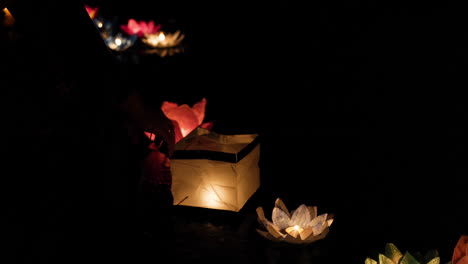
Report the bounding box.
[161,98,207,142]
[3,8,15,27]
[201,186,223,208]
[115,37,122,46]
[285,225,304,237]
[142,30,185,49]
[84,5,98,20]
[97,21,103,28]
[158,32,166,41]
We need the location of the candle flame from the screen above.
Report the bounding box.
[115,37,122,46]
[158,32,166,41]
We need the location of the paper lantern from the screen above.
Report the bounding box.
[104,33,136,51]
[364,243,440,264]
[170,127,260,212]
[256,198,334,244]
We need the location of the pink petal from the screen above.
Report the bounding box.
[453,235,468,264]
[147,20,155,33]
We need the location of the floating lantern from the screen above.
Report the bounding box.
[161,98,209,143]
[84,5,98,20]
[104,33,136,51]
[142,30,185,49]
[170,127,260,212]
[452,235,468,264]
[256,198,334,244]
[120,18,161,37]
[364,243,440,264]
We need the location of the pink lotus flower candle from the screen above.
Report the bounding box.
[452,235,468,264]
[120,19,161,37]
[161,98,210,143]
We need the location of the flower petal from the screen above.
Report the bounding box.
[265,222,286,239]
[453,235,468,264]
[379,254,395,264]
[311,221,327,235]
[299,226,314,241]
[307,206,317,219]
[274,198,290,217]
[385,243,403,263]
[290,204,311,228]
[256,229,277,241]
[256,207,272,228]
[272,207,290,230]
[308,213,328,227]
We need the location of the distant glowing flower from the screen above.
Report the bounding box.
[452,235,468,264]
[104,33,136,51]
[161,98,210,143]
[85,5,98,19]
[120,19,161,37]
[142,30,185,48]
[256,198,334,244]
[364,243,440,264]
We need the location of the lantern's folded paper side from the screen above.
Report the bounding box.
[171,127,260,212]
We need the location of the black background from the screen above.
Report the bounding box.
[2,0,467,263]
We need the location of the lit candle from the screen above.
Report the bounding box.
[284,225,304,238]
[142,30,184,49]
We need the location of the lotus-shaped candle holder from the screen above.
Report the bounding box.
[121,18,161,37]
[256,198,334,244]
[365,243,440,264]
[452,235,468,264]
[104,33,137,52]
[142,30,185,49]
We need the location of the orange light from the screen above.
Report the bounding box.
[3,7,15,27]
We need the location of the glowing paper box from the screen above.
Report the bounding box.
[170,127,260,212]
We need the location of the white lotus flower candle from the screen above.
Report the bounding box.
[142,30,185,48]
[256,198,334,244]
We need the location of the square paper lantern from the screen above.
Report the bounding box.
[170,127,260,212]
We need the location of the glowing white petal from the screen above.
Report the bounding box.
[307,206,317,219]
[272,207,290,230]
[274,198,290,217]
[290,204,311,228]
[308,213,328,227]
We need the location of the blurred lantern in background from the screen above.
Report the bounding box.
[141,30,185,57]
[171,127,261,212]
[121,18,161,37]
[104,32,136,51]
[142,30,184,48]
[84,4,98,20]
[256,198,334,244]
[364,243,440,264]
